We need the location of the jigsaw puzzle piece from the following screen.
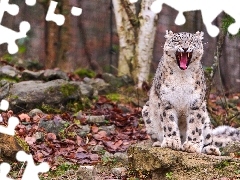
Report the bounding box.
[25,0,36,6]
[0,163,14,180]
[175,12,186,25]
[224,9,240,35]
[0,116,19,135]
[0,0,19,22]
[0,21,30,54]
[71,7,82,16]
[16,151,50,180]
[0,99,9,111]
[46,0,65,26]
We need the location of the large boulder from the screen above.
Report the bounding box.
[8,79,82,112]
[128,141,240,180]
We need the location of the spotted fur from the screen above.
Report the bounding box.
[142,31,240,155]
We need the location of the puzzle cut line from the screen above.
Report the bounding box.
[0,0,35,54]
[0,99,50,180]
[130,0,240,37]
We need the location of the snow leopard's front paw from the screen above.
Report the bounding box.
[161,138,181,150]
[182,141,203,153]
[202,145,221,156]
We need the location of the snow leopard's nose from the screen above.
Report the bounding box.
[178,47,191,53]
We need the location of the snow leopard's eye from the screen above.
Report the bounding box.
[172,36,179,41]
[171,38,179,44]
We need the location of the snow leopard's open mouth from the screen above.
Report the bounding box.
[176,51,192,70]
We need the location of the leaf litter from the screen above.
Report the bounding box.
[0,95,149,168]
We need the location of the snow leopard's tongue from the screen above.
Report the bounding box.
[180,53,188,70]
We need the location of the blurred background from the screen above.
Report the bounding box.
[0,0,239,93]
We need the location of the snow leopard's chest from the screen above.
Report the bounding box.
[158,66,203,113]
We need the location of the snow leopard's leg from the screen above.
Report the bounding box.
[182,102,220,155]
[182,103,206,153]
[160,102,181,150]
[201,114,221,156]
[142,90,163,146]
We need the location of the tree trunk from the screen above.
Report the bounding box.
[112,0,136,77]
[41,0,73,71]
[134,0,157,88]
[112,0,157,87]
[56,0,71,70]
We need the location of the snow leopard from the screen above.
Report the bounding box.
[142,30,240,155]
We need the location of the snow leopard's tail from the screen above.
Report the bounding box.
[211,125,240,147]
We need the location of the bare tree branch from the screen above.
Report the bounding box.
[206,27,226,100]
[120,0,139,28]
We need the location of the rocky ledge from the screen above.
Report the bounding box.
[127,141,240,180]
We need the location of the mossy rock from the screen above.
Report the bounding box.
[128,141,240,180]
[74,68,96,78]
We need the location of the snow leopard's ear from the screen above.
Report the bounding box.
[165,30,174,39]
[195,31,204,40]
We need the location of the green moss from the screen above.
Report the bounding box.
[40,103,62,114]
[65,97,92,112]
[66,100,82,112]
[60,84,78,97]
[9,94,19,100]
[222,15,240,37]
[106,93,121,102]
[166,172,174,179]
[39,162,79,180]
[15,135,30,153]
[74,68,96,78]
[0,76,19,83]
[214,160,230,169]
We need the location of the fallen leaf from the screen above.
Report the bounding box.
[25,136,36,145]
[91,125,99,133]
[46,133,57,141]
[18,113,31,122]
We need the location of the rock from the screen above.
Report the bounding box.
[76,125,91,137]
[86,115,106,125]
[91,145,105,153]
[102,73,133,92]
[71,81,94,97]
[99,103,114,110]
[28,109,44,118]
[21,70,44,80]
[99,125,116,135]
[8,79,82,112]
[118,104,131,113]
[0,80,11,99]
[0,65,19,78]
[77,166,96,180]
[128,142,240,180]
[113,152,128,161]
[0,134,22,162]
[35,131,45,142]
[102,151,114,159]
[111,167,127,177]
[83,77,109,95]
[39,119,67,135]
[43,69,69,81]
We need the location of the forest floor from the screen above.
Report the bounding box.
[1,86,240,179]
